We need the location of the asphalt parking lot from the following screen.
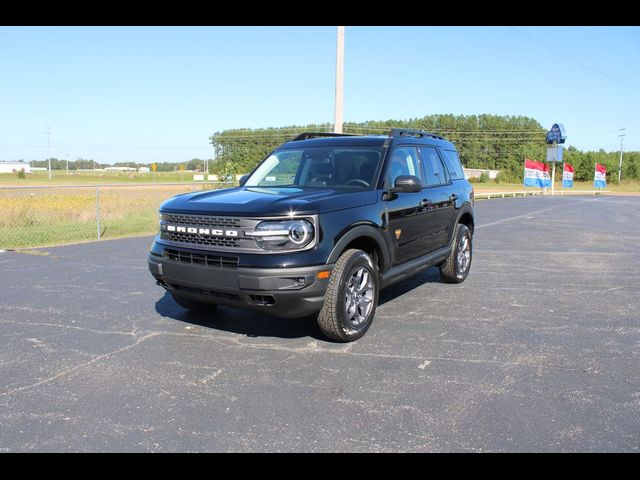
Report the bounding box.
[1,195,639,452]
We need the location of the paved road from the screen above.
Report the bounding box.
[1,195,639,452]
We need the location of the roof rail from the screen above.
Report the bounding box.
[291,132,358,141]
[390,128,445,140]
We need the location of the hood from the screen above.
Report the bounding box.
[159,186,377,216]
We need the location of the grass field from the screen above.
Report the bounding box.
[0,170,224,185]
[472,180,640,193]
[3,170,640,192]
[0,183,232,249]
[1,174,639,250]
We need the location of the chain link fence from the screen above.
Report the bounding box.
[0,182,235,249]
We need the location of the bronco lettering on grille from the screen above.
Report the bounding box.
[162,224,239,237]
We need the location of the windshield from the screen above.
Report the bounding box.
[244,147,384,189]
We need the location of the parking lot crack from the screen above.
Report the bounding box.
[0,332,159,398]
[0,319,138,337]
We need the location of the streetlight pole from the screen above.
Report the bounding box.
[334,26,345,134]
[618,128,626,183]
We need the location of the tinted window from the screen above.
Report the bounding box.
[245,147,383,188]
[386,147,423,187]
[420,147,449,186]
[442,149,465,180]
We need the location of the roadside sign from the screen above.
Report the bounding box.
[546,123,567,144]
[546,145,563,162]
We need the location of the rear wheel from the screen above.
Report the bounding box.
[439,223,472,283]
[317,249,378,342]
[171,293,217,312]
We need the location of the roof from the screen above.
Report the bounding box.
[278,131,456,150]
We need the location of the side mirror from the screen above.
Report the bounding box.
[391,175,422,193]
[239,175,248,185]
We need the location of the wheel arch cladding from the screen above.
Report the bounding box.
[458,211,474,234]
[326,225,389,273]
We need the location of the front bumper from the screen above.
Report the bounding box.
[148,250,333,318]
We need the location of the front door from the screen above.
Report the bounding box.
[384,146,437,266]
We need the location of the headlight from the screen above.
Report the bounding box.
[247,219,315,250]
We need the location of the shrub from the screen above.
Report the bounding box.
[16,168,26,179]
[494,170,520,184]
[479,172,490,183]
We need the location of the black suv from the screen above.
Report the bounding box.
[148,129,474,341]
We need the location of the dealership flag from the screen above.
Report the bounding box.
[562,163,574,188]
[594,163,607,188]
[523,159,551,188]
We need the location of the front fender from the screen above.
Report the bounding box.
[326,224,391,273]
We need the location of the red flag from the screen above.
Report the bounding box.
[524,158,551,187]
[525,158,549,173]
[562,163,574,188]
[594,163,607,188]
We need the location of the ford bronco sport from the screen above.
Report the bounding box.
[148,129,475,341]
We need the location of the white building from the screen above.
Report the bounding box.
[104,166,137,172]
[0,162,31,174]
[138,167,150,173]
[463,168,500,180]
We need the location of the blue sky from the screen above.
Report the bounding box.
[1,26,639,164]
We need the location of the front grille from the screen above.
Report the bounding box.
[164,248,239,269]
[162,213,241,228]
[163,232,240,249]
[159,213,261,251]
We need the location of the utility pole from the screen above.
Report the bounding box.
[44,126,52,180]
[334,26,345,134]
[65,154,69,175]
[618,128,626,183]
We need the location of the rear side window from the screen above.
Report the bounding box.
[442,149,465,180]
[420,147,449,186]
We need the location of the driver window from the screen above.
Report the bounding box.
[386,147,422,188]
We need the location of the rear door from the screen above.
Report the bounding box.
[419,146,455,249]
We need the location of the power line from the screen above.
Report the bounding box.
[510,27,640,92]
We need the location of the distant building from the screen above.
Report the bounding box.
[463,168,500,180]
[0,162,31,174]
[138,167,150,173]
[104,166,137,172]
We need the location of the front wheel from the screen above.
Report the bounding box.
[317,249,378,342]
[439,223,472,283]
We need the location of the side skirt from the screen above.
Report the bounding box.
[379,246,451,289]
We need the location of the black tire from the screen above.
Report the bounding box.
[439,223,472,283]
[317,249,378,342]
[171,293,217,312]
